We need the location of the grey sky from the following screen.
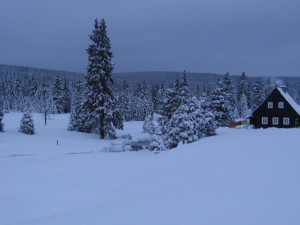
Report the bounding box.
[0,0,299,76]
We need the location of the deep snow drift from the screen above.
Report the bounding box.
[1,113,300,225]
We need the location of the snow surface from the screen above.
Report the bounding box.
[1,113,300,225]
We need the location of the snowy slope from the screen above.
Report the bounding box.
[1,113,300,225]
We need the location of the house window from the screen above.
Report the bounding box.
[262,117,268,125]
[283,117,290,125]
[268,102,273,108]
[278,102,284,108]
[272,117,279,125]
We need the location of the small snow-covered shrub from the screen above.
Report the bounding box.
[101,143,124,152]
[148,135,166,153]
[19,112,35,135]
[131,134,152,151]
[121,133,132,140]
[121,133,133,146]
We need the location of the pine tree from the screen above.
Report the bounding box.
[79,18,122,138]
[178,70,190,105]
[143,114,155,135]
[252,78,265,110]
[62,79,71,113]
[210,79,231,127]
[161,86,180,119]
[201,111,217,137]
[165,98,199,149]
[50,75,64,114]
[68,81,84,131]
[161,72,188,119]
[36,83,50,125]
[223,72,237,120]
[19,112,35,135]
[237,93,251,118]
[131,82,153,121]
[198,94,217,136]
[237,72,251,116]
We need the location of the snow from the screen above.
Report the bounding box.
[277,87,300,115]
[1,113,300,225]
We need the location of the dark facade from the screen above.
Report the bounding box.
[250,87,300,128]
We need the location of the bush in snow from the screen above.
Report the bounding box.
[164,97,217,149]
[148,134,166,153]
[165,99,199,149]
[19,112,35,135]
[143,114,155,135]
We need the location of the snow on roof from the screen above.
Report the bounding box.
[277,87,300,115]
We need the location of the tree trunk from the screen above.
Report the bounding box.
[99,112,105,139]
[44,111,47,125]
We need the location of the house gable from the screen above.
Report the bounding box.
[251,87,300,128]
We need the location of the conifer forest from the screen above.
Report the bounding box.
[1,18,300,150]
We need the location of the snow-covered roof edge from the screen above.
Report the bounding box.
[277,87,300,115]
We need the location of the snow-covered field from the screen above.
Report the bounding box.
[1,113,300,225]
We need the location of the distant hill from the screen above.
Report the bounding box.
[1,64,300,92]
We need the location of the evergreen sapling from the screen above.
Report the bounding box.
[19,112,35,135]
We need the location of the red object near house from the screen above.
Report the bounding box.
[229,121,240,128]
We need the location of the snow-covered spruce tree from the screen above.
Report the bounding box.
[165,98,199,149]
[252,78,265,110]
[130,82,154,121]
[237,72,251,116]
[178,70,190,105]
[237,93,251,119]
[68,81,84,131]
[161,86,180,119]
[62,79,71,113]
[78,18,123,138]
[223,72,237,120]
[50,75,65,114]
[35,83,50,125]
[198,94,217,137]
[209,79,231,127]
[143,114,155,135]
[115,83,131,121]
[19,112,35,135]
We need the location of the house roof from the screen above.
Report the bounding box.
[277,87,300,115]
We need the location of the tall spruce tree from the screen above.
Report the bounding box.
[252,78,265,110]
[68,81,84,131]
[223,72,237,120]
[80,18,121,139]
[237,72,251,116]
[210,79,231,127]
[50,75,64,114]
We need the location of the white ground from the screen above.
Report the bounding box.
[1,113,300,225]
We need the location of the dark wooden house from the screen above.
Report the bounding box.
[250,87,300,128]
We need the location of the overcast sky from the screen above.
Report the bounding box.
[1,0,299,76]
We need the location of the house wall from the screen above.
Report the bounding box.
[252,89,300,128]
